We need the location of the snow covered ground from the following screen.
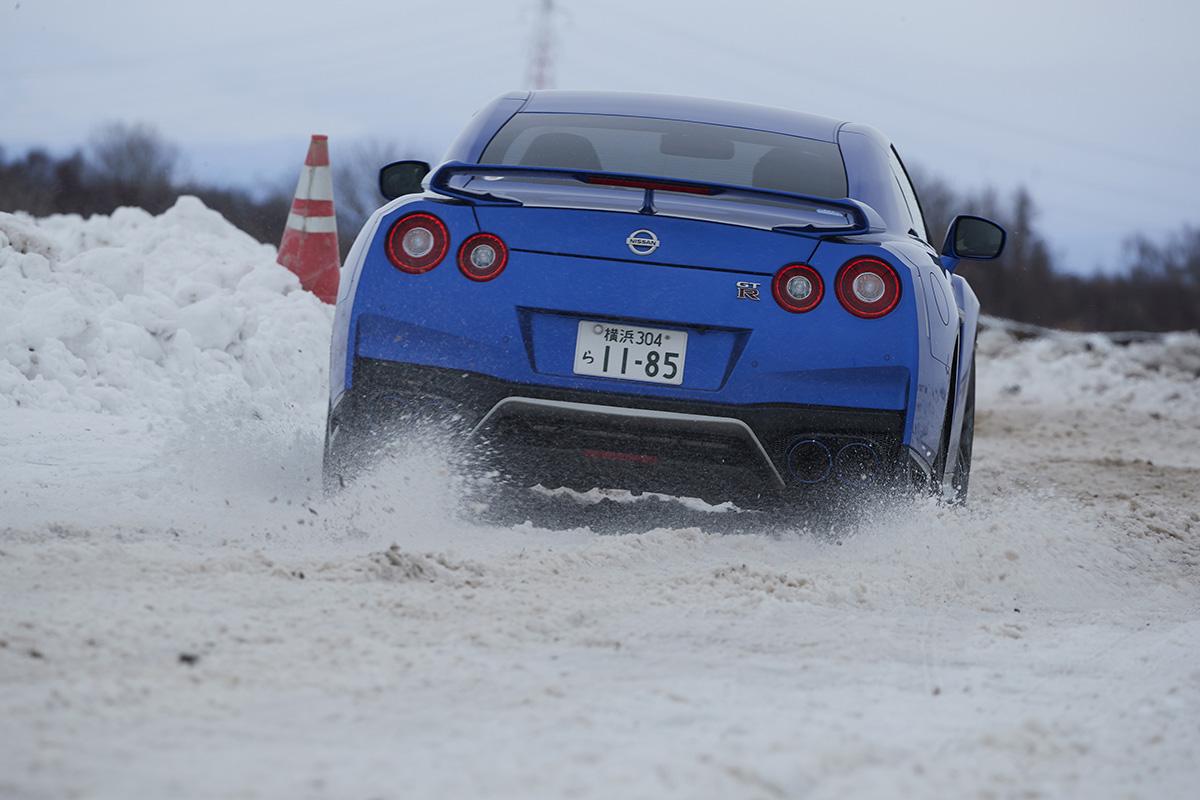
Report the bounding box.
[2,202,1198,799]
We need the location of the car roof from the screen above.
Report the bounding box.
[519,91,847,143]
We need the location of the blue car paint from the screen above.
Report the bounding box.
[837,126,916,234]
[330,91,989,479]
[442,93,528,164]
[943,275,981,477]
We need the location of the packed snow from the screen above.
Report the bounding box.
[2,200,1198,799]
[0,199,330,421]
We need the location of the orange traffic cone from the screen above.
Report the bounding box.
[278,135,340,303]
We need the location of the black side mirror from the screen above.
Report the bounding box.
[379,160,431,200]
[942,215,1006,263]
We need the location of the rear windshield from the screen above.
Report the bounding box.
[480,113,848,199]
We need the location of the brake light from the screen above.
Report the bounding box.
[579,175,718,195]
[458,233,508,282]
[386,212,449,273]
[771,263,824,313]
[836,257,901,318]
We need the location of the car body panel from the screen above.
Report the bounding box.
[347,202,915,411]
[472,205,820,272]
[942,274,981,488]
[442,93,529,164]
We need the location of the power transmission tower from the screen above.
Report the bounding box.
[527,0,557,90]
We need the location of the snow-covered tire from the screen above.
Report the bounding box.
[947,354,976,503]
[322,405,367,493]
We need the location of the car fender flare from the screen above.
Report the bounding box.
[940,275,980,494]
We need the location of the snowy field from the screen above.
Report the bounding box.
[2,201,1199,799]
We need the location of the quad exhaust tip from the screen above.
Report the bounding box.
[834,442,880,484]
[786,438,880,485]
[786,439,833,484]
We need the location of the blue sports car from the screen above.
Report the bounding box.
[325,91,1005,505]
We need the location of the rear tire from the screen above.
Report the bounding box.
[322,403,370,494]
[322,411,347,494]
[948,354,976,503]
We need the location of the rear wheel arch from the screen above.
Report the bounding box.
[932,333,961,485]
[936,323,979,503]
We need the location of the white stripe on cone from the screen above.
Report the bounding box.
[286,213,338,233]
[292,165,334,202]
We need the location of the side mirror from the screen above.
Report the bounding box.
[941,215,1006,270]
[379,160,431,200]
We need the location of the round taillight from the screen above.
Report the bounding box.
[771,263,823,313]
[386,212,448,273]
[836,257,901,318]
[457,233,508,282]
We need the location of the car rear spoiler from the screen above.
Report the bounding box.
[427,161,884,236]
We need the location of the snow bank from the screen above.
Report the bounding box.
[0,199,332,421]
[977,323,1200,416]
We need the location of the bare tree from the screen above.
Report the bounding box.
[87,122,180,211]
[89,122,178,186]
[332,139,426,253]
[1126,226,1200,287]
[0,147,56,214]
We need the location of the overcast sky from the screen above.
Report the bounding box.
[4,0,1198,272]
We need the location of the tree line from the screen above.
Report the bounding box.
[2,123,1196,332]
[0,124,291,247]
[916,171,1199,332]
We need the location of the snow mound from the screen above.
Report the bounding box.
[977,323,1200,416]
[0,198,333,420]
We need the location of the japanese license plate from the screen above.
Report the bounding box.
[572,321,687,385]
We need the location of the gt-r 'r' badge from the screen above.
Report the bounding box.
[626,229,660,255]
[736,281,761,301]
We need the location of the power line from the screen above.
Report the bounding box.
[621,8,1200,177]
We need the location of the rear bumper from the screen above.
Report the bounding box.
[331,358,918,499]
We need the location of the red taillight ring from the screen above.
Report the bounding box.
[386,212,449,273]
[457,233,508,282]
[771,263,824,313]
[836,257,901,319]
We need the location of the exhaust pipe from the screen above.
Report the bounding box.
[834,442,879,484]
[786,439,833,484]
